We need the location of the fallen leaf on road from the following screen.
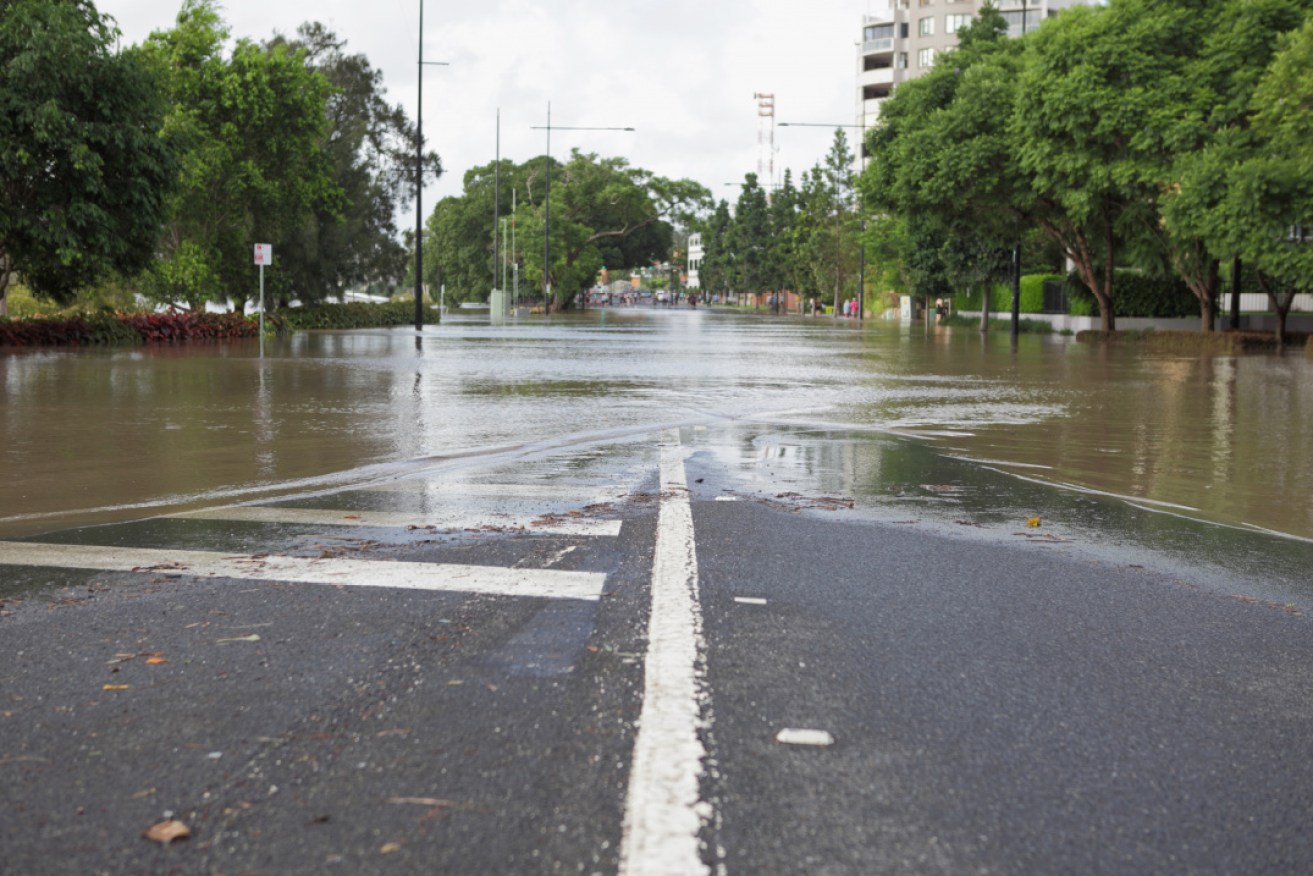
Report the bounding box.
[143,820,191,844]
[215,634,261,644]
[103,684,130,691]
[146,657,168,665]
[1027,517,1042,527]
[380,842,402,854]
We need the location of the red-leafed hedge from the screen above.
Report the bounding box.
[0,310,260,347]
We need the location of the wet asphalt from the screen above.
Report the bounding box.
[3,432,1313,875]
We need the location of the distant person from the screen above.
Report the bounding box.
[935,298,948,323]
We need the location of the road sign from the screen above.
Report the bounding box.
[254,244,273,266]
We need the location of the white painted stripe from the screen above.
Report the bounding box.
[619,431,710,876]
[0,542,605,601]
[776,728,835,747]
[168,506,621,537]
[362,481,628,500]
[734,597,768,606]
[713,496,738,503]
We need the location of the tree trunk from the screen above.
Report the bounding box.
[0,252,11,318]
[1257,271,1293,352]
[1100,217,1116,332]
[980,281,991,332]
[1229,258,1242,330]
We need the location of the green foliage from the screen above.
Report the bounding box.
[272,23,440,305]
[142,0,343,311]
[270,300,439,330]
[1110,272,1198,318]
[0,0,178,307]
[426,150,708,309]
[0,309,258,346]
[1019,273,1062,313]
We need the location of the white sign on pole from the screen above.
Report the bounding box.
[254,243,273,266]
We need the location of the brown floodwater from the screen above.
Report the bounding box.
[2,310,1311,547]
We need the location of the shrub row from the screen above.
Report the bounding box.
[0,310,257,347]
[269,300,438,331]
[1062,271,1199,319]
[0,301,434,347]
[954,271,1202,319]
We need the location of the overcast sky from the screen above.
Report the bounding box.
[98,0,891,228]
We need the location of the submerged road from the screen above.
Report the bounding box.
[2,427,1313,874]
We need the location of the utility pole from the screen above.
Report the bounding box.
[414,0,449,331]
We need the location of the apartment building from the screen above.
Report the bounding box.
[856,0,1095,143]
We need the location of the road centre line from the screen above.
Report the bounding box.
[619,430,711,876]
[0,542,606,601]
[168,506,621,537]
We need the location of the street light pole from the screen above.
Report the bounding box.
[414,0,449,332]
[531,109,634,316]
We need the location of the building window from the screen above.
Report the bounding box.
[918,47,936,68]
[897,52,909,69]
[918,16,935,36]
[864,23,895,42]
[945,13,972,34]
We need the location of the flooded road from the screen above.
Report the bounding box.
[3,308,1311,555]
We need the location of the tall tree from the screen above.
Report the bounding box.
[697,200,734,302]
[142,0,341,312]
[766,169,801,311]
[1161,0,1313,342]
[729,174,770,304]
[0,0,177,314]
[272,23,440,305]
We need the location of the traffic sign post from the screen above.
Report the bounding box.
[254,244,272,357]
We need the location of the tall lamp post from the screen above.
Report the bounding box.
[531,104,633,315]
[778,121,868,323]
[414,0,449,331]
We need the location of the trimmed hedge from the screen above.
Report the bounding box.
[0,310,257,347]
[1064,271,1198,319]
[0,301,439,347]
[269,300,439,331]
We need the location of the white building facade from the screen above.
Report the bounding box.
[686,233,704,291]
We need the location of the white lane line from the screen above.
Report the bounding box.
[168,506,621,537]
[619,430,710,876]
[0,542,606,601]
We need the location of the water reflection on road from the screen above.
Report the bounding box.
[3,309,1311,553]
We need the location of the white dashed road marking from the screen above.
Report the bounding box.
[0,542,606,601]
